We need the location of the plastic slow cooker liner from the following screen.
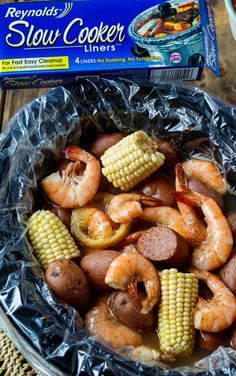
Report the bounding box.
[0,78,236,376]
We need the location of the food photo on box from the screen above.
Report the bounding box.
[0,1,236,376]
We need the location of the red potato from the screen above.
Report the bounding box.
[45,259,90,309]
[88,132,124,158]
[137,226,189,266]
[138,174,175,207]
[218,253,236,295]
[188,177,224,210]
[108,291,156,331]
[154,138,179,169]
[227,211,236,242]
[198,331,227,352]
[80,250,120,291]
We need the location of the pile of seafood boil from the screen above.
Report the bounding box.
[27,130,236,365]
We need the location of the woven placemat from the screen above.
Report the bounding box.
[0,329,36,376]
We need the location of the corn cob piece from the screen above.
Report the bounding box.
[158,269,198,357]
[101,131,165,191]
[28,210,80,269]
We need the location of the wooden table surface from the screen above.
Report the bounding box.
[0,0,235,132]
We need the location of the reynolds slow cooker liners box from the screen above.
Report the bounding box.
[0,0,219,89]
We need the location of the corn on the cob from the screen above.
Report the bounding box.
[158,268,198,357]
[101,131,165,191]
[28,210,80,269]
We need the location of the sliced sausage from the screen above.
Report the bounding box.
[188,178,224,210]
[218,253,236,295]
[137,226,189,266]
[227,211,236,242]
[138,174,175,207]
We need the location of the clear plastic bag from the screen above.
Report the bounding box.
[0,79,236,376]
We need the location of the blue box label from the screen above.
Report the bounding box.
[0,0,219,88]
[199,0,220,76]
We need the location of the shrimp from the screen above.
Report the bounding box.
[105,252,160,314]
[188,267,236,332]
[87,208,113,239]
[176,190,233,270]
[41,146,101,208]
[85,297,142,349]
[182,158,227,195]
[106,193,161,223]
[175,163,206,246]
[140,207,189,240]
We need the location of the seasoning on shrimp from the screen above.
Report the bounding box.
[106,193,161,224]
[175,190,233,271]
[188,267,236,332]
[182,158,227,195]
[41,146,101,208]
[140,206,189,240]
[175,163,206,246]
[85,297,142,349]
[105,252,160,314]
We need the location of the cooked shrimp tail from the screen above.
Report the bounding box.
[107,193,161,224]
[105,252,160,314]
[175,163,188,190]
[188,267,236,332]
[175,164,206,246]
[64,145,90,163]
[141,195,162,207]
[174,190,202,207]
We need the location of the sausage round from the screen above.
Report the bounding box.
[218,253,236,295]
[137,226,189,266]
